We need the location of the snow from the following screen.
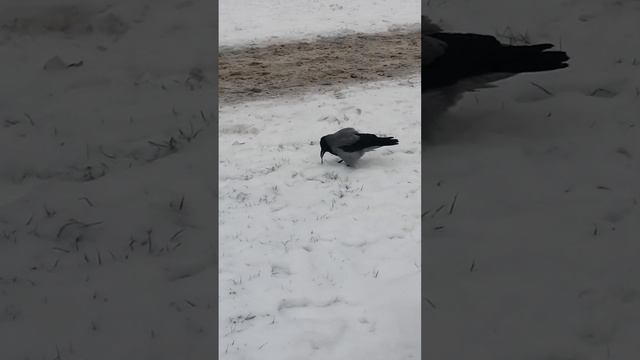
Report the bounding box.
[219,0,421,47]
[2,0,636,357]
[0,0,216,359]
[218,79,421,359]
[424,0,640,358]
[0,0,421,358]
[218,1,421,359]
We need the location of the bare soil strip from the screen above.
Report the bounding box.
[219,30,421,104]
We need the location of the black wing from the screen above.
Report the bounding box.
[339,133,398,152]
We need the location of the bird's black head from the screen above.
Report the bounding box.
[320,136,330,164]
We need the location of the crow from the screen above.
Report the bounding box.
[320,128,399,167]
[422,15,569,137]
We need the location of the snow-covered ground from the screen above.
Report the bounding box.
[219,1,421,359]
[219,78,421,359]
[219,0,420,47]
[424,0,640,358]
[5,0,636,358]
[0,0,216,359]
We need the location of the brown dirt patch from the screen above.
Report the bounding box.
[219,30,421,105]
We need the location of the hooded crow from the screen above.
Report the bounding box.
[422,15,569,137]
[320,128,399,167]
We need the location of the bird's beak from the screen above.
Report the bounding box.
[320,150,325,164]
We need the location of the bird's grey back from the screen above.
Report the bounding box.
[423,17,446,67]
[423,16,442,34]
[327,127,359,148]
